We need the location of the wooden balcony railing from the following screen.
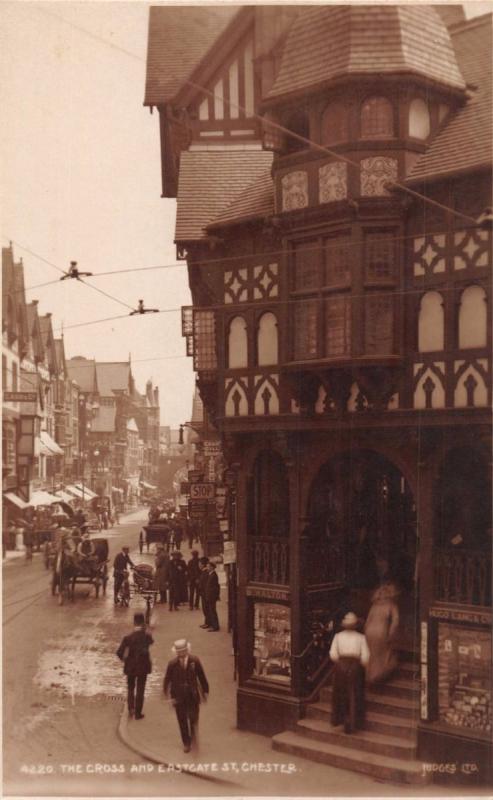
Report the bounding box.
[248,537,289,585]
[434,549,491,607]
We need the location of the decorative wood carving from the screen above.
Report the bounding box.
[319,163,347,204]
[413,234,446,276]
[281,170,308,211]
[360,157,398,197]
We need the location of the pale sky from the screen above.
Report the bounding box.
[1,1,491,427]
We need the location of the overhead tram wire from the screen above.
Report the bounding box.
[29,7,479,228]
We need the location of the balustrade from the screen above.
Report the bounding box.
[248,537,289,585]
[434,549,491,607]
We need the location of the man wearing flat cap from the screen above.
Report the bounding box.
[113,546,134,605]
[163,639,209,752]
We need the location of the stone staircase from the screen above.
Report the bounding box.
[273,659,430,785]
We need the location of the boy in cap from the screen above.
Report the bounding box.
[329,611,369,733]
[163,639,209,752]
[116,612,153,719]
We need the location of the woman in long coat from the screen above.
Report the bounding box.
[154,544,169,603]
[364,582,400,684]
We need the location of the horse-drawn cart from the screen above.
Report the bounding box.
[143,522,170,550]
[115,563,157,624]
[52,536,109,604]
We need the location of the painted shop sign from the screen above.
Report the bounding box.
[3,391,37,402]
[430,607,491,625]
[246,585,290,601]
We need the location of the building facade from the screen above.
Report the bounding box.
[145,5,492,783]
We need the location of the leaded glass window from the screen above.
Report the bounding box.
[321,101,348,145]
[365,295,394,354]
[293,241,319,291]
[293,300,318,360]
[325,296,351,356]
[193,310,217,372]
[325,235,351,286]
[365,232,396,282]
[361,97,393,139]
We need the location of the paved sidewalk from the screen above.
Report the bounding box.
[116,587,448,798]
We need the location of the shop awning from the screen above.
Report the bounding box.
[34,436,53,457]
[140,481,157,490]
[4,492,29,509]
[55,490,76,503]
[40,430,64,456]
[65,485,85,499]
[74,483,98,499]
[28,490,61,507]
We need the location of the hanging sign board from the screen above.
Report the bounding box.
[3,392,37,402]
[188,470,203,484]
[190,483,215,500]
[203,440,221,457]
[223,541,236,564]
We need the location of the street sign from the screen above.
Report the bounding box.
[190,483,215,500]
[188,470,203,484]
[203,440,221,457]
[223,541,236,564]
[188,499,209,518]
[3,391,37,403]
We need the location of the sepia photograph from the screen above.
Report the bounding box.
[1,0,492,798]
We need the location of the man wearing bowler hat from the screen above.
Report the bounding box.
[163,639,209,752]
[116,612,153,720]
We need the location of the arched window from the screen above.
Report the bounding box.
[418,291,444,352]
[409,98,431,139]
[257,312,278,366]
[459,286,487,349]
[361,96,393,138]
[227,316,248,368]
[321,101,348,145]
[284,110,309,153]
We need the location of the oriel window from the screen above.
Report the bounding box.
[361,96,393,139]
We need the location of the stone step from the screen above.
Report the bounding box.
[295,718,417,760]
[272,730,429,785]
[307,703,417,739]
[310,690,418,720]
[321,678,419,704]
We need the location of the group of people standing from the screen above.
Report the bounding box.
[154,547,220,631]
[329,582,400,734]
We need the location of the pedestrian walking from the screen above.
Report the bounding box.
[187,550,201,610]
[116,612,153,719]
[329,611,370,734]
[154,543,169,604]
[198,557,210,628]
[204,561,220,631]
[23,525,33,563]
[113,545,134,604]
[364,582,400,684]
[174,523,183,551]
[139,529,145,555]
[163,638,209,753]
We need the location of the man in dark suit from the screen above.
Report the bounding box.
[204,561,220,631]
[116,612,153,719]
[113,546,134,604]
[187,550,201,610]
[198,557,210,628]
[163,638,209,752]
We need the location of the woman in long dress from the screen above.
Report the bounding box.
[364,583,400,685]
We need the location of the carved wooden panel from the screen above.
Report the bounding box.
[225,377,249,417]
[454,359,489,408]
[413,234,446,276]
[453,228,490,271]
[253,262,278,300]
[319,162,347,204]
[281,170,308,211]
[413,362,445,409]
[254,374,279,416]
[360,157,398,197]
[224,268,248,304]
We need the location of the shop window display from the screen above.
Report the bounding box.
[253,603,291,683]
[438,624,491,735]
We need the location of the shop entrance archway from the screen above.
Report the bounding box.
[306,449,418,649]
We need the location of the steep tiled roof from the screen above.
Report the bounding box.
[95,362,131,397]
[66,357,97,394]
[266,5,465,103]
[407,14,492,183]
[53,339,66,372]
[26,302,45,362]
[208,166,274,229]
[144,5,239,106]
[91,405,116,433]
[176,150,273,241]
